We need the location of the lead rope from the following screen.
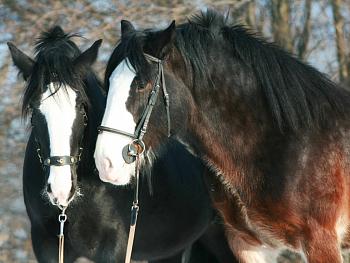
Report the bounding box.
[124,154,141,263]
[58,207,67,263]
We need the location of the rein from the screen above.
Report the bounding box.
[97,53,170,263]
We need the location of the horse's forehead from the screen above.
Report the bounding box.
[109,59,136,92]
[38,83,78,157]
[114,59,136,78]
[39,83,77,121]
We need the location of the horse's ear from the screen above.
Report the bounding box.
[121,20,135,36]
[151,20,176,59]
[7,42,34,81]
[74,39,102,75]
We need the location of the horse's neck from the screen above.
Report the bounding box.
[186,84,278,202]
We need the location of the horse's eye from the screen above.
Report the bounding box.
[135,76,147,90]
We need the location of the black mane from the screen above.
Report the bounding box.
[106,10,350,132]
[22,26,90,117]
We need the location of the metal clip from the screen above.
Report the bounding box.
[58,209,67,263]
[58,212,67,236]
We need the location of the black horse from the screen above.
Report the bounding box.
[8,26,235,262]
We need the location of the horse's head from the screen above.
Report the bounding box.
[95,20,191,185]
[8,26,102,207]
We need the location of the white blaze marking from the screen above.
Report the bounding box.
[101,59,136,134]
[39,83,77,206]
[94,59,137,185]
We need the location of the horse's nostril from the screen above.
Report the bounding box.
[52,197,58,205]
[47,183,52,193]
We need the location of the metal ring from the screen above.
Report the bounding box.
[59,214,67,223]
[131,139,145,155]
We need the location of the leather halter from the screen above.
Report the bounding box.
[97,53,171,163]
[34,109,87,169]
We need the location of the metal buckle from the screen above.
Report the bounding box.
[130,139,145,155]
[122,140,145,164]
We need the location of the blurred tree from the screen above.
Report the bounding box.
[331,0,349,82]
[245,0,256,29]
[295,0,312,59]
[270,0,293,51]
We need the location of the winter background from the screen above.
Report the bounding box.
[1,0,350,262]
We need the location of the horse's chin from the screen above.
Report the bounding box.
[47,191,71,207]
[98,167,133,186]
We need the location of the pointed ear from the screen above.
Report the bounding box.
[74,39,102,74]
[121,20,135,36]
[7,42,34,81]
[151,21,176,59]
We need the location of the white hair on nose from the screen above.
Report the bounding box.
[39,83,77,206]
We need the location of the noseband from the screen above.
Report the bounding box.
[37,147,83,167]
[36,139,85,170]
[97,53,171,163]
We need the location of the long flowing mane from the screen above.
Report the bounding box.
[22,26,90,117]
[180,11,350,132]
[107,10,350,133]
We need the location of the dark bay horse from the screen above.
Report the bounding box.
[94,10,350,262]
[9,26,235,262]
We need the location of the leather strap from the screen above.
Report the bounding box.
[124,155,141,263]
[99,53,171,144]
[43,155,80,166]
[97,126,135,139]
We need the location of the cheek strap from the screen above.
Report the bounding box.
[97,53,170,165]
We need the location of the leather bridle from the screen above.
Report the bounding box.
[97,53,171,163]
[97,53,170,263]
